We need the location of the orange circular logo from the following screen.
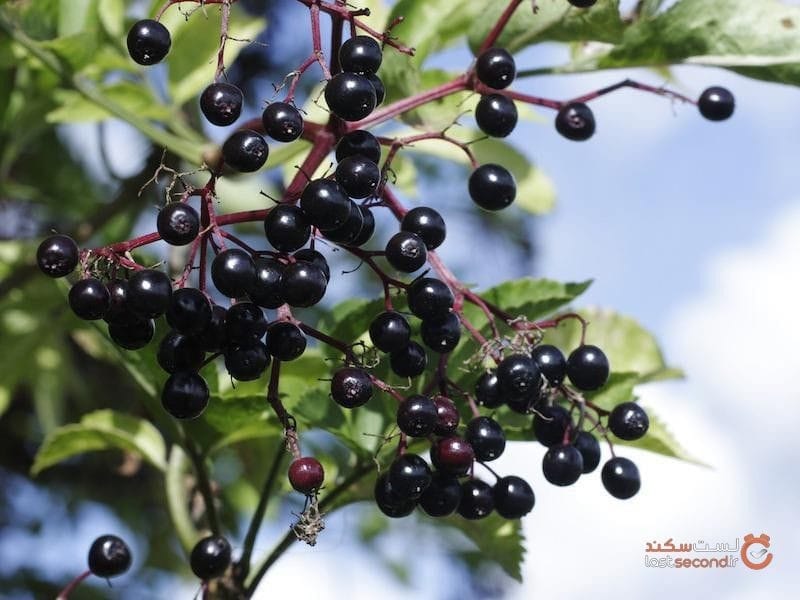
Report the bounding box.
[741,533,773,570]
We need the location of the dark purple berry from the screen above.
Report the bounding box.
[162,372,209,419]
[555,102,595,141]
[157,331,204,373]
[190,536,231,580]
[407,278,454,321]
[465,416,506,462]
[200,82,243,126]
[431,437,474,476]
[37,234,78,277]
[349,205,375,247]
[127,269,172,318]
[281,261,327,307]
[601,456,641,499]
[475,370,503,409]
[324,72,377,122]
[533,404,571,447]
[331,367,372,408]
[433,396,460,436]
[420,313,461,353]
[493,476,534,519]
[299,179,351,231]
[475,93,517,137]
[197,305,227,352]
[457,479,494,520]
[568,0,597,7]
[265,321,306,361]
[224,342,270,381]
[365,73,385,105]
[496,353,541,403]
[369,311,411,353]
[400,207,446,250]
[321,199,364,245]
[419,472,462,517]
[573,431,601,473]
[468,164,516,211]
[335,155,380,199]
[157,202,200,246]
[531,344,567,386]
[288,457,324,494]
[87,534,132,578]
[396,394,437,437]
[108,317,154,350]
[166,287,212,335]
[388,454,431,499]
[249,257,285,309]
[542,444,583,486]
[566,344,609,390]
[608,402,649,441]
[225,301,266,344]
[335,130,381,163]
[127,19,170,65]
[222,129,269,173]
[264,204,311,253]
[103,279,130,324]
[262,101,304,142]
[698,86,734,121]
[293,249,330,281]
[374,473,416,518]
[69,278,110,320]
[211,248,256,299]
[476,47,516,90]
[389,341,427,378]
[339,35,383,74]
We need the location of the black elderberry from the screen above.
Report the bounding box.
[698,86,735,121]
[335,130,381,164]
[281,261,327,307]
[608,401,650,441]
[388,454,432,499]
[197,305,227,352]
[542,444,584,486]
[222,129,269,173]
[369,311,411,353]
[531,344,567,385]
[475,93,518,137]
[225,301,267,344]
[374,473,417,518]
[69,278,110,320]
[157,202,200,246]
[573,431,601,473]
[127,19,170,66]
[249,257,285,309]
[465,416,506,462]
[385,231,427,272]
[331,367,373,408]
[339,35,383,74]
[87,534,132,578]
[475,370,503,409]
[127,269,172,318]
[262,101,304,142]
[468,163,516,211]
[293,249,330,281]
[157,331,205,374]
[566,344,609,390]
[431,437,474,476]
[324,72,377,122]
[300,179,351,231]
[400,207,446,250]
[166,287,212,335]
[211,248,256,299]
[200,82,243,127]
[190,536,231,580]
[533,404,571,447]
[224,342,270,381]
[265,321,307,361]
[389,341,427,378]
[162,372,209,419]
[601,456,641,499]
[396,394,437,437]
[555,102,595,141]
[108,317,154,350]
[420,313,461,353]
[264,204,311,253]
[407,277,454,320]
[350,205,375,247]
[335,155,381,199]
[493,476,534,519]
[419,472,462,517]
[321,200,365,245]
[458,479,494,520]
[476,47,516,90]
[37,234,79,278]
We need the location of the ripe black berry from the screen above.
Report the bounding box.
[573,431,601,473]
[531,344,567,385]
[265,321,306,361]
[198,305,227,352]
[431,437,474,476]
[339,35,383,74]
[496,354,541,403]
[566,344,609,390]
[388,454,431,499]
[601,456,641,499]
[350,205,375,246]
[533,404,571,447]
[127,269,172,318]
[103,279,130,324]
[211,248,256,299]
[249,257,284,309]
[293,249,330,281]
[157,202,200,246]
[493,476,534,519]
[374,473,416,518]
[127,19,170,65]
[369,311,411,353]
[366,73,385,105]
[433,396,460,436]
[157,331,205,373]
[335,130,381,163]
[324,72,377,122]
[190,535,231,580]
[69,278,110,320]
[335,155,380,199]
[331,367,373,408]
[224,342,270,381]
[389,341,427,378]
[87,534,132,578]
[262,101,304,142]
[162,372,209,419]
[400,207,446,250]
[475,93,518,137]
[465,416,506,462]
[225,301,267,344]
[568,0,597,7]
[322,200,365,245]
[281,261,327,307]
[698,86,735,121]
[458,479,494,520]
[166,287,212,335]
[200,82,243,127]
[468,163,516,211]
[299,179,351,231]
[475,370,503,408]
[608,401,649,441]
[37,234,78,277]
[222,129,269,173]
[419,472,462,517]
[555,102,595,141]
[542,444,583,486]
[264,204,311,253]
[108,317,154,350]
[476,47,516,90]
[386,231,428,271]
[396,394,437,437]
[288,457,324,494]
[420,313,461,353]
[407,277,453,320]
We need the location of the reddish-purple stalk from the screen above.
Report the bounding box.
[55,570,91,600]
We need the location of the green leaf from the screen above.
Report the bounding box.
[165,445,198,552]
[0,386,9,419]
[480,278,592,321]
[47,82,172,122]
[441,513,525,582]
[598,0,800,85]
[583,371,640,411]
[32,409,168,475]
[58,0,96,38]
[41,32,99,71]
[164,9,266,105]
[97,0,124,38]
[468,0,625,54]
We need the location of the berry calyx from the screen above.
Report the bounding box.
[476,47,516,90]
[262,101,304,142]
[190,535,232,580]
[601,456,641,499]
[335,130,381,163]
[324,72,377,122]
[37,234,79,278]
[200,82,243,127]
[396,394,438,437]
[339,35,383,74]
[465,416,506,462]
[493,476,535,519]
[698,86,735,121]
[608,401,649,441]
[331,367,373,408]
[157,202,200,246]
[566,344,610,390]
[369,311,411,353]
[87,534,132,578]
[288,457,325,494]
[457,479,494,520]
[468,163,516,211]
[555,102,595,141]
[222,129,269,173]
[475,93,518,137]
[161,372,209,419]
[542,444,584,486]
[400,207,446,250]
[385,231,427,273]
[127,19,171,66]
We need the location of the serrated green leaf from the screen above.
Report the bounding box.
[583,371,639,410]
[616,408,706,466]
[440,513,525,582]
[468,0,625,54]
[480,278,592,321]
[32,409,167,475]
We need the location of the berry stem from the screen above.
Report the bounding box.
[234,436,288,585]
[569,78,695,106]
[476,0,525,54]
[214,0,233,81]
[55,570,91,600]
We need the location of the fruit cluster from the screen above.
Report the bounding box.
[41,0,736,594]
